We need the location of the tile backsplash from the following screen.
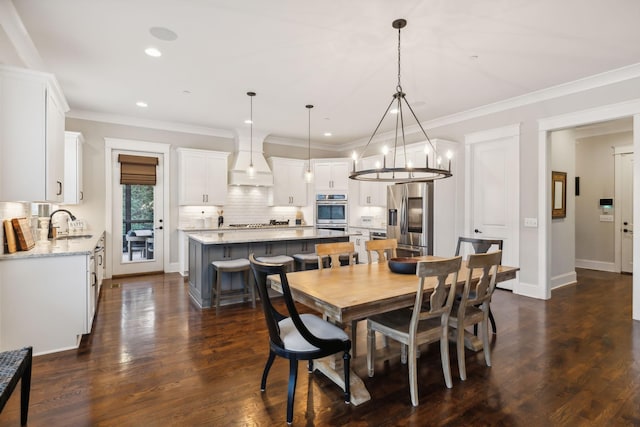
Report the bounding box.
[179,186,312,228]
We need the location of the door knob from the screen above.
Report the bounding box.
[155,226,163,230]
[474,229,482,233]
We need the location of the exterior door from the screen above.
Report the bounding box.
[620,153,634,273]
[466,130,519,290]
[111,150,164,276]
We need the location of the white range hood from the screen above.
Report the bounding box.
[228,128,274,186]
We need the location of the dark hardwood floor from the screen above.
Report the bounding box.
[2,268,639,426]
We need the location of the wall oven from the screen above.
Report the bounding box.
[316,194,348,231]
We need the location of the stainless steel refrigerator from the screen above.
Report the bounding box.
[387,182,434,257]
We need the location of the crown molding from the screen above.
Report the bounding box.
[264,135,337,151]
[343,62,640,151]
[68,109,235,138]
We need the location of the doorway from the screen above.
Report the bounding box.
[615,148,634,273]
[104,138,170,278]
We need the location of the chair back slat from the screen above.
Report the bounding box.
[455,237,503,264]
[315,241,356,270]
[411,256,462,332]
[365,238,398,263]
[460,251,502,309]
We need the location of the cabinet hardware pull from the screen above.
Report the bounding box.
[80,191,84,201]
[474,229,482,233]
[57,181,62,195]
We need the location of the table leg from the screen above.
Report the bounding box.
[128,241,133,261]
[312,355,370,406]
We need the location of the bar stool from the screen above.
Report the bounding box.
[211,258,255,315]
[0,346,32,426]
[255,255,295,272]
[292,253,328,270]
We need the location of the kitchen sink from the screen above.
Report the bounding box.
[54,234,93,240]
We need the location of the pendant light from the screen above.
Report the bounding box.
[246,91,256,178]
[304,104,314,183]
[349,19,453,183]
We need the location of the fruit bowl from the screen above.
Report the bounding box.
[388,257,419,274]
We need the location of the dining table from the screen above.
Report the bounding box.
[268,256,519,405]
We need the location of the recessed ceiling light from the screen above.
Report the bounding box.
[323,132,332,137]
[149,27,178,41]
[145,47,162,57]
[244,119,253,124]
[136,101,148,108]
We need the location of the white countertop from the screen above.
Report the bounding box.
[177,224,314,232]
[0,231,103,260]
[187,228,349,245]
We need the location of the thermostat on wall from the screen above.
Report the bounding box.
[599,198,613,208]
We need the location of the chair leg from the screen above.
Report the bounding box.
[440,330,453,389]
[401,344,407,364]
[308,360,314,373]
[408,341,418,406]
[343,351,351,404]
[20,347,32,426]
[482,312,492,367]
[261,351,276,391]
[367,327,375,377]
[215,269,222,315]
[457,323,467,381]
[286,359,299,424]
[488,307,497,334]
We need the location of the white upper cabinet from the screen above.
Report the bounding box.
[268,157,308,206]
[313,159,350,192]
[63,131,84,204]
[358,155,388,206]
[0,66,68,202]
[177,148,229,206]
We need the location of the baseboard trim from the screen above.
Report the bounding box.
[551,271,577,290]
[575,259,618,272]
[514,281,549,300]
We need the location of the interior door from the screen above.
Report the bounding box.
[468,136,519,290]
[111,150,164,276]
[621,153,634,273]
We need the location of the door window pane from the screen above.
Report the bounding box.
[122,184,154,262]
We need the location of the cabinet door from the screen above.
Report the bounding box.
[314,162,333,191]
[46,90,66,203]
[359,156,387,206]
[288,160,307,205]
[314,160,349,192]
[63,132,84,204]
[179,151,209,205]
[330,162,350,191]
[205,154,228,206]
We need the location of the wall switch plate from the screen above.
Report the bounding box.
[524,217,538,228]
[600,215,614,222]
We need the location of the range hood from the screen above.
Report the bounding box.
[228,128,274,186]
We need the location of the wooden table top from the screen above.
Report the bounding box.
[269,256,519,324]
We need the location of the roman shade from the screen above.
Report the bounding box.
[118,154,158,185]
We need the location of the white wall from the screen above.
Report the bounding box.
[575,131,632,270]
[550,129,576,288]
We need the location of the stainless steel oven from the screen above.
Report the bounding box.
[316,194,348,229]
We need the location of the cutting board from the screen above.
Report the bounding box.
[4,220,17,253]
[11,218,35,251]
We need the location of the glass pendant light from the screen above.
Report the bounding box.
[246,91,256,178]
[304,104,314,183]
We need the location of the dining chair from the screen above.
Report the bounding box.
[315,241,356,270]
[455,237,503,334]
[249,254,351,425]
[366,256,462,405]
[449,250,502,381]
[365,238,397,264]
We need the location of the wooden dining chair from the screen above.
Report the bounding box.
[449,250,502,381]
[455,237,503,334]
[249,254,351,425]
[367,256,462,405]
[365,238,397,264]
[315,241,356,270]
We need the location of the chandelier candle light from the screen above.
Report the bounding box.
[349,18,453,183]
[246,91,256,178]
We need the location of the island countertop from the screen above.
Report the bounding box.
[186,228,349,245]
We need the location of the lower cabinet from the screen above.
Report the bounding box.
[350,230,370,264]
[0,254,91,355]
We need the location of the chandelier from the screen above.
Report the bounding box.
[349,19,453,183]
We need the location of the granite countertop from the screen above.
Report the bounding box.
[187,228,350,245]
[0,231,104,260]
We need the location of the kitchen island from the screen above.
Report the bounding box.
[187,228,349,309]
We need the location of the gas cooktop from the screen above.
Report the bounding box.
[228,220,290,228]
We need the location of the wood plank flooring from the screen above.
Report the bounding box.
[2,268,639,426]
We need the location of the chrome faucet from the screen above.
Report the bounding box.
[48,209,77,239]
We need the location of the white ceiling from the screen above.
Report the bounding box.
[2,0,640,147]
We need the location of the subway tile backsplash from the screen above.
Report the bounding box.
[179,186,303,228]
